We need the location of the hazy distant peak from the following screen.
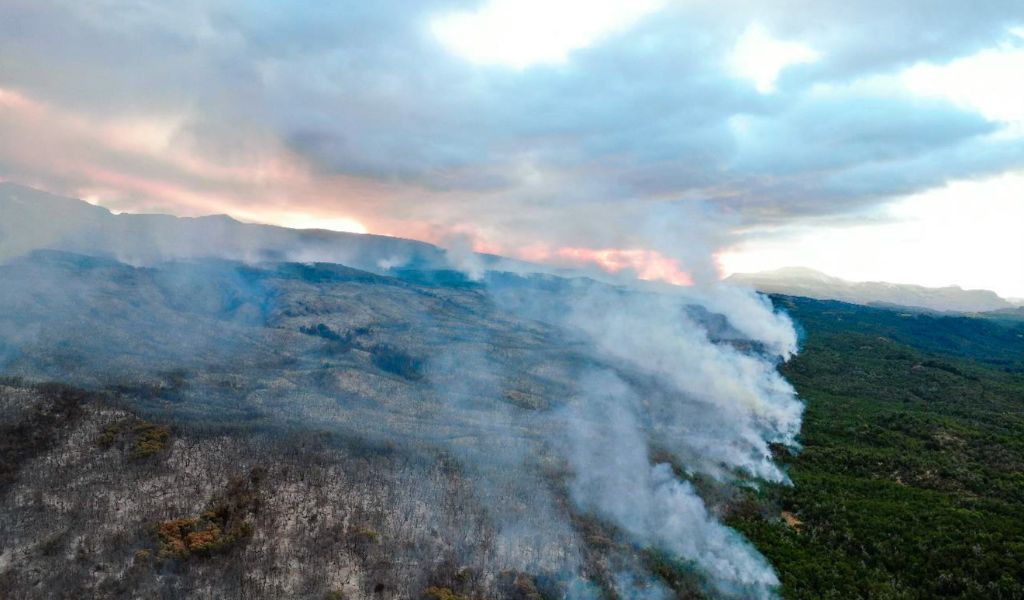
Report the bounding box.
[194,213,240,223]
[752,266,841,282]
[729,267,1011,313]
[0,181,111,214]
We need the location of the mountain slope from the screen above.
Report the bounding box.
[0,380,574,599]
[0,252,632,599]
[775,295,1024,371]
[0,249,802,599]
[3,292,1023,599]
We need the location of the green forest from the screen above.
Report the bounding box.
[730,297,1024,599]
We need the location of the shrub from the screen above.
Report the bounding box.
[96,424,119,449]
[370,344,424,379]
[154,471,261,559]
[423,587,471,600]
[300,323,345,342]
[156,515,248,559]
[350,527,380,544]
[131,422,170,458]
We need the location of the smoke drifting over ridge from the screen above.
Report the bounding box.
[0,184,801,598]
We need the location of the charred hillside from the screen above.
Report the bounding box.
[0,379,582,599]
[0,250,804,599]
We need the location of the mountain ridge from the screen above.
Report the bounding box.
[0,181,449,274]
[5,182,1010,315]
[729,266,1011,313]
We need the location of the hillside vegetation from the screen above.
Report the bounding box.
[732,296,1024,599]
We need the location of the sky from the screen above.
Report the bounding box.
[1,1,1022,296]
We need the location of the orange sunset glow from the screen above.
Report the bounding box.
[556,247,694,285]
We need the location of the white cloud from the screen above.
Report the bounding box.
[729,23,819,93]
[900,39,1024,133]
[430,0,663,68]
[3,0,1024,296]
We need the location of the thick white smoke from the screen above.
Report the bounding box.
[563,371,783,599]
[565,287,802,483]
[441,233,488,281]
[487,273,802,597]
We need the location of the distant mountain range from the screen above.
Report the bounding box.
[0,181,452,274]
[1,182,1014,315]
[728,266,1014,313]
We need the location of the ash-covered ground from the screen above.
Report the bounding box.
[0,248,801,599]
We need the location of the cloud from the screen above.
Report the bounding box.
[729,24,820,93]
[901,41,1024,128]
[431,0,665,68]
[1,0,1023,279]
